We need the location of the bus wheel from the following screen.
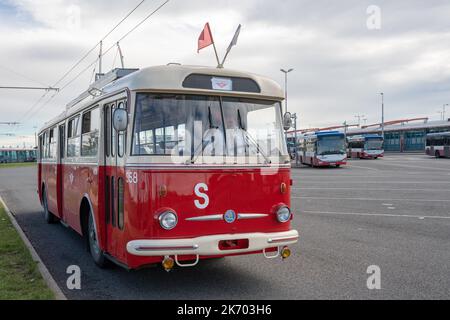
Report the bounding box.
[88,212,109,268]
[42,189,57,224]
[435,151,441,159]
[336,165,341,168]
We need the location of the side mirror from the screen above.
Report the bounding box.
[113,108,128,132]
[283,112,293,131]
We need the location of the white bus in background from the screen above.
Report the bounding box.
[297,131,347,167]
[426,132,450,158]
[347,135,384,159]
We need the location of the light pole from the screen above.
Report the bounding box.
[280,68,294,114]
[379,93,385,140]
[354,114,366,128]
[442,104,449,121]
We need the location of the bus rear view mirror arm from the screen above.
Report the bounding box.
[113,108,128,132]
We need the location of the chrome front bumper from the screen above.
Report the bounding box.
[126,230,299,257]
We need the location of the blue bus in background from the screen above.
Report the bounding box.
[0,148,37,163]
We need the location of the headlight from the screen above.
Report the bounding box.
[159,211,178,230]
[276,206,291,223]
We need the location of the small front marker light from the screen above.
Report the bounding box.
[162,256,174,272]
[281,246,291,259]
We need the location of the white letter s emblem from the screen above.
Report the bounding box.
[194,183,209,209]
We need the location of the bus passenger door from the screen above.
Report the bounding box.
[104,100,128,261]
[104,102,117,256]
[57,124,65,220]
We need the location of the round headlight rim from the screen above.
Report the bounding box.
[276,205,292,223]
[158,210,178,230]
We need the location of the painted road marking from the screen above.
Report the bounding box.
[347,165,381,171]
[293,181,450,184]
[302,210,450,220]
[370,161,450,171]
[293,196,450,202]
[292,187,450,192]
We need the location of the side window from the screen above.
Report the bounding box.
[105,105,110,157]
[111,103,116,157]
[111,177,116,227]
[118,101,126,157]
[43,131,49,159]
[49,128,57,159]
[39,135,44,160]
[81,108,100,157]
[59,125,65,159]
[67,116,81,157]
[118,177,124,230]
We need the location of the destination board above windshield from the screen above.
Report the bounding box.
[182,74,261,93]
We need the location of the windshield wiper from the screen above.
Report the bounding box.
[242,130,272,165]
[190,140,212,164]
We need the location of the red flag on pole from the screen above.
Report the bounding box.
[198,23,214,53]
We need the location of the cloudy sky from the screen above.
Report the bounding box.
[1,0,449,147]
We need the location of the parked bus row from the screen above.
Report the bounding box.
[37,65,299,271]
[295,132,384,167]
[426,132,450,158]
[293,130,450,166]
[0,148,37,163]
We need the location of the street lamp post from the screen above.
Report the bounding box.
[443,104,449,121]
[380,93,385,140]
[354,114,366,128]
[280,68,294,114]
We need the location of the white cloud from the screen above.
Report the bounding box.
[1,0,450,147]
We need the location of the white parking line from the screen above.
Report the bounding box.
[347,165,381,171]
[370,161,450,171]
[292,187,450,192]
[302,210,450,220]
[294,181,450,184]
[293,196,450,202]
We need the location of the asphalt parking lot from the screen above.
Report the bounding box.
[0,153,449,300]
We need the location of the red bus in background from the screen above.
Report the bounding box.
[347,135,384,159]
[297,131,347,167]
[37,65,298,270]
[426,132,450,158]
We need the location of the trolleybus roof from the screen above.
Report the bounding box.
[40,65,285,133]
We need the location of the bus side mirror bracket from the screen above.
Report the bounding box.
[113,108,128,132]
[283,112,293,131]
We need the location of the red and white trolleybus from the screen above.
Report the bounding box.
[426,132,450,158]
[347,135,384,159]
[37,65,299,270]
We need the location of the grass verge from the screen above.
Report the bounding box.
[0,162,37,169]
[0,202,55,299]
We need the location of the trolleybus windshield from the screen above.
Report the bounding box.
[132,94,288,164]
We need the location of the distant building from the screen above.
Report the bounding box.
[287,118,450,153]
[347,119,450,152]
[0,148,37,163]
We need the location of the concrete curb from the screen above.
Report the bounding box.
[0,196,67,300]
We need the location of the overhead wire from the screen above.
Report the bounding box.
[22,0,170,123]
[18,0,148,123]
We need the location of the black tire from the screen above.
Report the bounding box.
[435,151,441,159]
[88,212,109,268]
[42,189,57,224]
[336,164,341,168]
